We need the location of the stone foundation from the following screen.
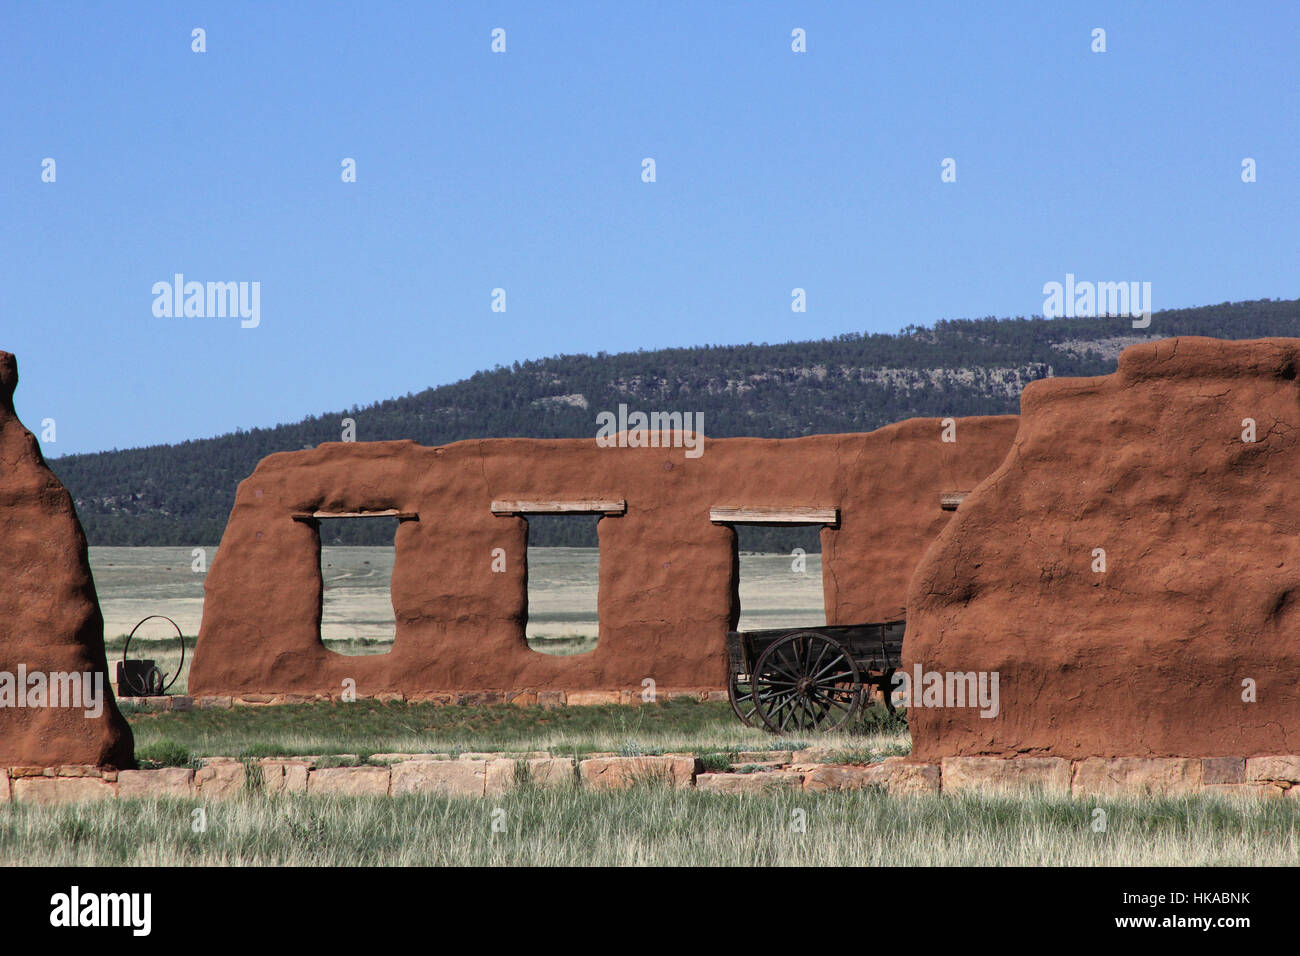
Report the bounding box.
[7,753,1298,804]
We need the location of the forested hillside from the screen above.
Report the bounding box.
[50,298,1298,550]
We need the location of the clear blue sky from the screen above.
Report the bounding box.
[2,1,1296,455]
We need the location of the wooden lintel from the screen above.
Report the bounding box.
[939,492,969,512]
[709,506,839,525]
[292,509,418,520]
[491,498,626,516]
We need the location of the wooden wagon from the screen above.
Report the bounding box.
[726,620,906,734]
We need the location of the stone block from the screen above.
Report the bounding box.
[13,776,115,805]
[803,765,880,793]
[579,756,699,790]
[117,768,194,799]
[485,758,577,794]
[1202,757,1246,785]
[234,694,285,707]
[698,771,804,793]
[566,691,622,707]
[1246,756,1300,784]
[258,760,311,794]
[941,756,1072,796]
[865,758,941,795]
[1071,757,1202,797]
[307,765,390,796]
[55,765,103,778]
[390,759,485,797]
[126,697,172,712]
[194,760,246,798]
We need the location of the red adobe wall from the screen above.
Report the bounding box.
[189,417,1019,698]
[906,337,1300,759]
[0,351,134,768]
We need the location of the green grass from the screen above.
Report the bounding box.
[121,699,911,761]
[134,740,199,769]
[3,788,1296,866]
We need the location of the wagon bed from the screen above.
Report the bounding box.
[726,620,905,734]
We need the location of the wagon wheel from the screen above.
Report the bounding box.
[122,615,187,695]
[752,631,862,734]
[728,673,762,726]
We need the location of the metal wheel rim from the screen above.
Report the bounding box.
[752,631,862,734]
[122,615,187,695]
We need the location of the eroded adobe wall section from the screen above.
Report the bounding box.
[905,337,1300,760]
[189,417,1018,698]
[0,351,134,768]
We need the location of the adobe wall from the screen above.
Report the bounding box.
[188,416,1019,698]
[905,337,1300,760]
[0,351,133,768]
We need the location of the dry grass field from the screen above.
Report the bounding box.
[3,787,1296,866]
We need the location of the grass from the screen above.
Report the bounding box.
[121,699,912,761]
[134,741,199,769]
[524,634,600,656]
[2,788,1296,866]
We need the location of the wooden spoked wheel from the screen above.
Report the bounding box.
[752,631,863,734]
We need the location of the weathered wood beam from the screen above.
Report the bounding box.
[292,509,418,520]
[491,499,627,516]
[709,506,839,525]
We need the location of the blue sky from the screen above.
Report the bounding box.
[2,1,1296,455]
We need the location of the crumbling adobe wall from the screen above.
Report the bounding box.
[906,337,1300,760]
[0,351,133,768]
[189,416,1018,698]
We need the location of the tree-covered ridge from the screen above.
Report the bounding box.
[49,298,1299,550]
